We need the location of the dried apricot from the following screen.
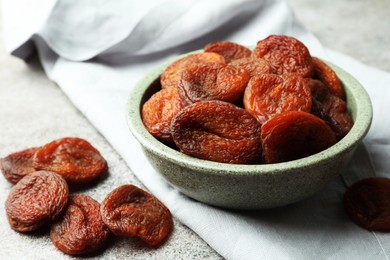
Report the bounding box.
[312,57,345,100]
[33,137,108,184]
[229,57,275,77]
[50,194,110,255]
[204,41,252,63]
[308,79,353,139]
[178,63,249,105]
[261,111,337,163]
[170,100,262,164]
[252,35,313,77]
[344,178,390,232]
[160,52,225,89]
[322,95,353,139]
[5,171,69,232]
[243,74,312,125]
[142,87,184,143]
[100,184,173,246]
[0,147,39,184]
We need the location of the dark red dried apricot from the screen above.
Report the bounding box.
[170,100,262,164]
[252,35,313,77]
[0,147,39,184]
[178,63,250,105]
[344,178,390,232]
[322,95,353,139]
[204,41,252,63]
[100,184,173,246]
[261,111,337,163]
[50,194,110,255]
[160,52,225,89]
[312,57,345,100]
[229,57,275,77]
[243,74,312,125]
[142,87,184,143]
[33,137,108,184]
[308,79,353,139]
[5,170,69,232]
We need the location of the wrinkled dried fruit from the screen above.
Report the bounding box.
[171,100,262,164]
[308,79,353,139]
[204,41,252,63]
[0,147,39,184]
[5,171,69,232]
[33,137,108,184]
[252,35,313,77]
[142,87,184,143]
[261,111,337,163]
[178,63,250,105]
[100,184,173,246]
[243,74,312,124]
[160,52,225,89]
[229,57,275,77]
[308,78,330,103]
[312,57,345,100]
[50,194,110,255]
[344,178,390,232]
[321,95,353,139]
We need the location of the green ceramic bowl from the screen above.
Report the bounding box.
[126,56,372,210]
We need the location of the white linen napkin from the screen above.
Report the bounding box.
[3,0,390,259]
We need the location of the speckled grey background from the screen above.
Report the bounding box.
[0,0,389,259]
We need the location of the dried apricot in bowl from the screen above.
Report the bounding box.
[204,41,252,63]
[243,74,312,125]
[142,87,184,143]
[178,63,249,105]
[252,34,314,77]
[261,111,337,164]
[344,178,390,232]
[160,52,225,89]
[170,100,262,164]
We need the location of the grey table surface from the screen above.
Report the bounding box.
[0,0,389,259]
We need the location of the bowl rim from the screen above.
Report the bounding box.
[126,54,373,177]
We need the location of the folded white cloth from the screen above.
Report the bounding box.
[3,0,390,259]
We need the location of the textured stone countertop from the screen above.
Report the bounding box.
[0,0,389,259]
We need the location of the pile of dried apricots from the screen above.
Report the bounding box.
[1,137,172,255]
[142,35,354,164]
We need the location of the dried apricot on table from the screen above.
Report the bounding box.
[204,41,252,63]
[261,111,337,163]
[100,184,173,246]
[0,147,39,184]
[344,178,390,232]
[50,194,111,255]
[170,100,262,164]
[252,34,313,77]
[142,87,184,143]
[5,171,69,232]
[33,137,108,184]
[160,52,225,89]
[178,63,250,105]
[229,57,275,77]
[243,74,312,125]
[312,57,345,100]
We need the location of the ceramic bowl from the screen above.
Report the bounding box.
[126,55,372,210]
